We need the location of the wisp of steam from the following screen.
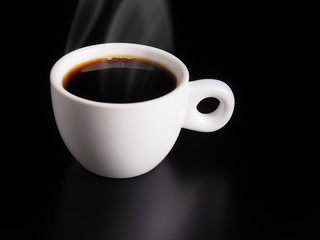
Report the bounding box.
[65,0,173,53]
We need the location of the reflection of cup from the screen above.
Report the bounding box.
[50,43,235,178]
[52,160,232,239]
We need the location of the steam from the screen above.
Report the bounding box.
[65,0,106,52]
[65,0,173,53]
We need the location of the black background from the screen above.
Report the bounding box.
[6,0,319,239]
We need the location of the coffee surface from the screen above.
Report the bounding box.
[63,56,177,103]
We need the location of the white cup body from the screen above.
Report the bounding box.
[51,43,189,178]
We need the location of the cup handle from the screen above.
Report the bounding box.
[183,79,235,132]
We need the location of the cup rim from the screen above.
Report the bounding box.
[50,43,189,108]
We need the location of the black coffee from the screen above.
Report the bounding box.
[63,56,177,103]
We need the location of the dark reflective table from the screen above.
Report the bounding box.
[46,156,232,239]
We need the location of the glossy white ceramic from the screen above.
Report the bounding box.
[50,43,234,178]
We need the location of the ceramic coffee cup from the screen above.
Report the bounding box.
[50,43,234,178]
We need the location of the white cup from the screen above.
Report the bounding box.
[50,43,235,178]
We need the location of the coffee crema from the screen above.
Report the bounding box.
[62,56,177,103]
